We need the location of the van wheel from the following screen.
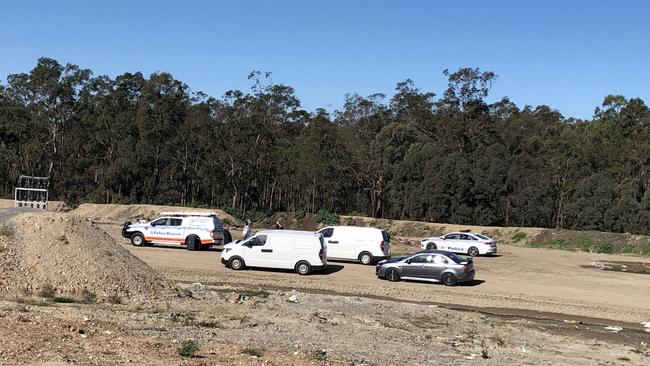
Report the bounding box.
[441,272,458,286]
[295,261,312,275]
[386,268,401,282]
[468,246,480,257]
[426,242,437,250]
[186,235,200,251]
[229,257,245,270]
[359,252,373,265]
[130,233,145,247]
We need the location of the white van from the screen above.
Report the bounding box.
[316,226,390,265]
[220,230,327,275]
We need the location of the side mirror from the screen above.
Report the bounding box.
[405,259,411,264]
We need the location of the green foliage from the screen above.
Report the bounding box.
[197,320,223,328]
[640,243,650,256]
[224,207,269,224]
[316,209,339,225]
[242,347,264,357]
[51,296,75,303]
[621,244,635,254]
[598,242,614,253]
[511,231,526,242]
[294,210,306,220]
[177,339,199,358]
[3,58,650,237]
[345,217,357,226]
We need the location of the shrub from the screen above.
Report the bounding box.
[51,296,75,303]
[640,242,650,256]
[80,289,97,304]
[345,217,357,226]
[316,209,339,225]
[177,339,199,358]
[597,242,614,254]
[511,231,526,242]
[578,237,593,252]
[294,210,306,220]
[242,346,264,357]
[38,284,56,298]
[621,244,635,254]
[197,320,223,328]
[107,293,122,304]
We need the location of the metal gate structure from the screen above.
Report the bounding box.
[14,175,49,210]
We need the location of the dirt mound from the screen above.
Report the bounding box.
[70,203,243,226]
[0,212,174,301]
[0,198,68,211]
[256,212,319,230]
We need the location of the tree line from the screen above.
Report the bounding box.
[1,58,650,234]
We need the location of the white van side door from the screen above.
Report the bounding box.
[319,227,342,258]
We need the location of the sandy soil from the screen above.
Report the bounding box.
[2,206,650,365]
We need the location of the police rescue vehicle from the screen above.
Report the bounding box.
[122,211,225,250]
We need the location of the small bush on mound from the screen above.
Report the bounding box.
[598,242,614,254]
[177,339,199,358]
[621,244,635,254]
[197,320,222,328]
[107,293,122,304]
[511,231,526,242]
[345,217,357,226]
[294,210,306,220]
[640,242,650,256]
[242,346,264,357]
[80,289,97,304]
[316,209,339,225]
[51,296,75,303]
[38,284,56,298]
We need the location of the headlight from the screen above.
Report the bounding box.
[223,248,231,252]
[377,260,387,265]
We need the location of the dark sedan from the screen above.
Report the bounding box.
[375,249,475,286]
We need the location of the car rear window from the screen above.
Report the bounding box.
[445,252,466,263]
[381,230,390,242]
[475,234,491,240]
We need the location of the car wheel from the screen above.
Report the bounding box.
[441,272,457,286]
[426,242,437,250]
[295,261,312,275]
[130,233,145,247]
[386,268,401,282]
[229,257,245,270]
[186,235,200,251]
[468,246,480,257]
[359,252,373,265]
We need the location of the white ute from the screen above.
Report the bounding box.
[221,230,327,275]
[420,232,497,256]
[316,226,390,265]
[122,211,225,250]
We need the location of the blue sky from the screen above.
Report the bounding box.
[1,0,649,119]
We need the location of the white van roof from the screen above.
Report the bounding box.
[159,211,218,217]
[257,230,321,238]
[326,226,384,232]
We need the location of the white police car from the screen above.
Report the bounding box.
[420,231,497,256]
[122,211,225,250]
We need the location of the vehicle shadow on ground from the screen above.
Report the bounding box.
[242,264,345,276]
[142,244,224,252]
[458,279,485,287]
[399,279,485,287]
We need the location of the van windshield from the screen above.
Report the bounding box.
[382,230,390,242]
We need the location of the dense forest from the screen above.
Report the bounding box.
[1,58,650,233]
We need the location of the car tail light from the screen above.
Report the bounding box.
[209,229,215,239]
[319,248,325,262]
[380,241,385,252]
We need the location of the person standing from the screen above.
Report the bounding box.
[242,220,253,239]
[274,220,283,230]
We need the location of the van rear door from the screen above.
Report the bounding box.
[381,230,391,256]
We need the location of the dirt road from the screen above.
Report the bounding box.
[101,225,650,325]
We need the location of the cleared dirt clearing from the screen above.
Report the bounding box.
[100,224,650,325]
